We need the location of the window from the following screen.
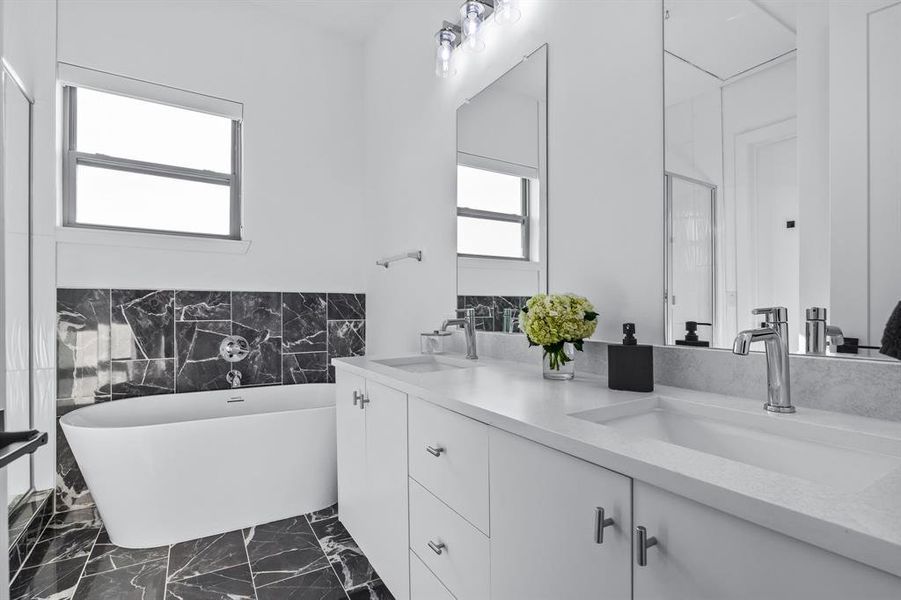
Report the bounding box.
[63,86,241,239]
[457,165,530,259]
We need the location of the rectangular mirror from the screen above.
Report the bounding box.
[664,0,901,361]
[456,45,548,333]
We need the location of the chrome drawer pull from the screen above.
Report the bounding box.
[635,526,658,566]
[426,445,445,457]
[594,507,615,544]
[428,540,446,555]
[360,394,370,410]
[352,391,362,406]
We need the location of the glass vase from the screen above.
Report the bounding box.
[542,342,576,380]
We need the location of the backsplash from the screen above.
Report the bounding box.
[457,295,528,332]
[453,330,901,422]
[56,288,365,510]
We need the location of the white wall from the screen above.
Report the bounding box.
[54,0,367,293]
[363,0,664,354]
[2,0,58,492]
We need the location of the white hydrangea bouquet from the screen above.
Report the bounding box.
[519,293,598,379]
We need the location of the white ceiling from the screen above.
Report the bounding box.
[665,0,796,80]
[247,0,398,42]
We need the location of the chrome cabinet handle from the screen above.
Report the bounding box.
[426,445,445,457]
[352,391,362,406]
[428,540,446,555]
[360,394,370,410]
[635,526,658,566]
[594,507,615,544]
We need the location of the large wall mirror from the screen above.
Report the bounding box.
[664,0,901,360]
[456,45,548,334]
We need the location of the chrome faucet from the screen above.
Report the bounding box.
[804,307,844,355]
[733,307,793,413]
[442,308,478,360]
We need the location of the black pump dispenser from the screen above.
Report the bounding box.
[608,323,654,392]
[675,321,711,347]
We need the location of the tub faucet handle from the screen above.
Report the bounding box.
[226,370,242,388]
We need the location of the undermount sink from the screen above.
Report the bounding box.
[373,355,478,374]
[570,396,901,492]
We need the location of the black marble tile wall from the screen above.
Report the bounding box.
[56,288,365,511]
[457,295,529,333]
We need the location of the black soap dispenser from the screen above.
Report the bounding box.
[608,323,654,392]
[674,321,711,347]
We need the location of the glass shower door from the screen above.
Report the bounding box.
[2,67,36,518]
[665,173,717,345]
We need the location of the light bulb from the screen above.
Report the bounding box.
[459,1,486,52]
[435,28,458,78]
[494,0,521,24]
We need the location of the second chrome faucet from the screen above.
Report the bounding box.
[733,307,793,413]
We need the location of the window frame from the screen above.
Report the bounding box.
[456,167,531,261]
[61,85,243,240]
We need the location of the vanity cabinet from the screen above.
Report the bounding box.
[632,481,901,600]
[335,372,410,600]
[336,368,901,600]
[489,428,632,600]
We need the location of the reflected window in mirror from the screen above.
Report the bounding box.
[457,164,533,260]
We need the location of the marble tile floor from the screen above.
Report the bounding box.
[10,504,395,600]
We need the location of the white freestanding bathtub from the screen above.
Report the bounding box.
[60,384,336,548]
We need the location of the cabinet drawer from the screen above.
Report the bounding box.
[409,479,489,600]
[409,398,489,533]
[410,550,455,600]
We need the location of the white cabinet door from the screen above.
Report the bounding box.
[363,380,410,600]
[489,429,632,600]
[633,481,901,600]
[335,371,367,544]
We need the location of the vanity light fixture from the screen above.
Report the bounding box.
[459,0,493,52]
[435,0,523,79]
[435,22,462,78]
[494,0,521,25]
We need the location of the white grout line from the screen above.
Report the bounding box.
[305,512,352,600]
[163,541,172,599]
[69,524,102,596]
[240,528,260,600]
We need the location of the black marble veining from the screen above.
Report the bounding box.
[233,322,282,387]
[347,579,395,600]
[56,404,95,512]
[283,293,327,353]
[10,556,87,600]
[111,359,175,399]
[309,516,377,590]
[327,293,365,321]
[283,352,329,385]
[83,529,168,577]
[57,288,111,400]
[168,531,248,583]
[73,558,167,600]
[16,504,389,600]
[244,516,330,587]
[327,321,366,362]
[175,321,232,392]
[175,290,231,322]
[165,563,255,600]
[111,290,175,360]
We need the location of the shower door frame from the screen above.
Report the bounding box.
[664,172,718,345]
[1,60,37,518]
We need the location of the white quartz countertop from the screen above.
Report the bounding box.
[333,354,901,578]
